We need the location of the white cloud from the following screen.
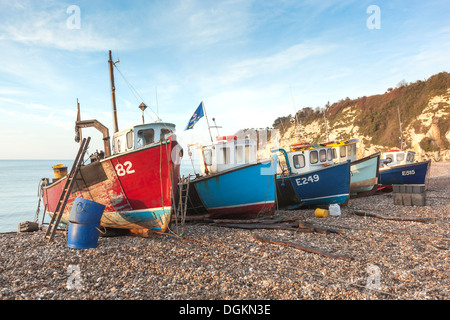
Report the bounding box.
[223,41,335,84]
[0,97,52,111]
[0,1,129,51]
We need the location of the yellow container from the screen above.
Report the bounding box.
[314,208,328,218]
[52,164,68,179]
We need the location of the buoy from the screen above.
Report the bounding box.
[314,208,328,218]
[52,164,68,180]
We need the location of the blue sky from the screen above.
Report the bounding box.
[0,0,449,159]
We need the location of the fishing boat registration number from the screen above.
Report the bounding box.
[295,174,319,186]
[115,161,136,176]
[402,170,415,176]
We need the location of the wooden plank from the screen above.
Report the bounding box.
[351,210,435,223]
[254,235,353,262]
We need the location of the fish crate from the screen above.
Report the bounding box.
[392,184,426,206]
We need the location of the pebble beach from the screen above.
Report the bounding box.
[0,162,448,302]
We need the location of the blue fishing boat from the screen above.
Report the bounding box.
[181,102,277,219]
[184,135,277,218]
[377,106,431,187]
[324,139,380,197]
[272,142,351,209]
[378,149,430,186]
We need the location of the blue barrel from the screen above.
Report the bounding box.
[67,198,105,249]
[69,197,106,225]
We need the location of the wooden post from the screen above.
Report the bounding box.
[108,50,119,133]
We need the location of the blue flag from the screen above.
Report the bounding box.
[185,102,205,130]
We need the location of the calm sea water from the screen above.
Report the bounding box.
[0,159,198,233]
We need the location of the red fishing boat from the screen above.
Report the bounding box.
[41,51,182,236]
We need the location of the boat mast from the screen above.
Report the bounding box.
[201,101,214,143]
[397,105,404,150]
[75,98,82,143]
[324,106,330,141]
[108,50,119,133]
[290,87,304,140]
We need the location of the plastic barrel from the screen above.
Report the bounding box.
[67,223,101,249]
[52,164,68,179]
[67,198,105,249]
[69,197,106,225]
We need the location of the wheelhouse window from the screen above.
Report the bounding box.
[138,129,155,145]
[385,154,394,162]
[160,128,172,142]
[126,131,133,150]
[293,154,305,169]
[115,139,121,153]
[340,146,346,158]
[245,145,252,162]
[219,147,231,164]
[327,149,333,161]
[396,153,405,162]
[310,150,318,164]
[203,149,212,166]
[333,148,337,159]
[319,149,327,162]
[407,152,415,162]
[235,146,244,163]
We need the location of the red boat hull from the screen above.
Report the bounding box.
[42,136,181,233]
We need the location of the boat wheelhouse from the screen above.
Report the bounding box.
[380,149,416,167]
[199,135,257,175]
[323,139,358,164]
[112,121,176,154]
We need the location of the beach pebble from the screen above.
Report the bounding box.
[0,162,448,300]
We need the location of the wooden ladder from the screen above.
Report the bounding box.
[174,175,190,235]
[44,137,91,242]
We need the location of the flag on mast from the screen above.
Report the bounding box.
[185,101,205,130]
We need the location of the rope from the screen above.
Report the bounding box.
[34,178,50,224]
[113,63,174,135]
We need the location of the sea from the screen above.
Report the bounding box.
[0,159,198,234]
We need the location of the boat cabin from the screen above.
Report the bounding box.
[199,135,257,175]
[380,149,415,167]
[113,122,175,154]
[273,144,334,176]
[323,139,358,163]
